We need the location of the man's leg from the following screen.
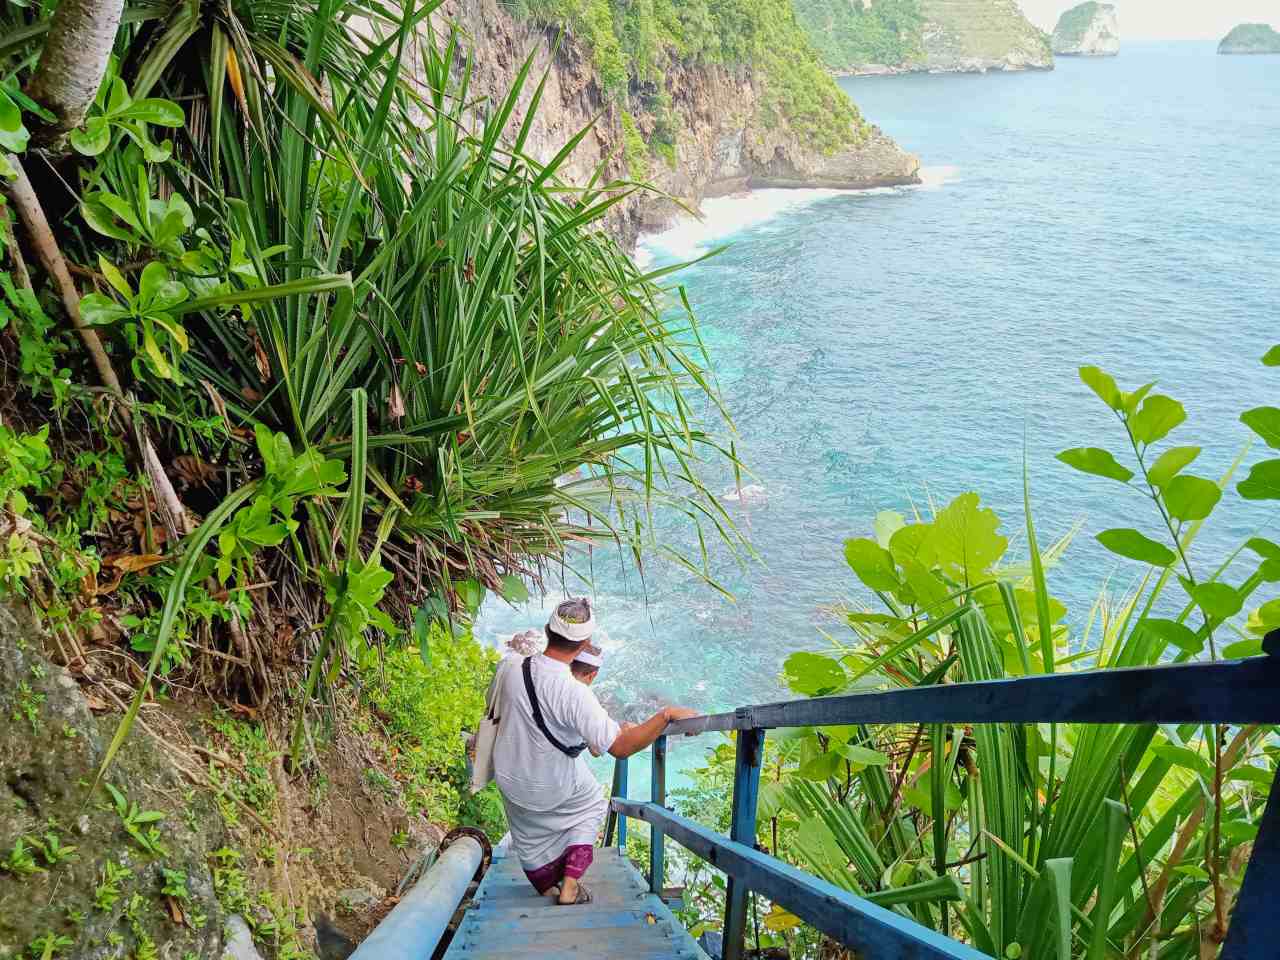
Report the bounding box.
[557,844,594,904]
[524,852,566,898]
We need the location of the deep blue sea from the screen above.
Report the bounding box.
[479,43,1280,783]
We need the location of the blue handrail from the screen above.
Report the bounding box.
[608,649,1280,960]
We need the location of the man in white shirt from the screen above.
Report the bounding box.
[490,598,697,905]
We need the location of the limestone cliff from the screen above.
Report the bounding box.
[1218,23,1280,55]
[795,0,1053,76]
[434,0,921,246]
[1052,2,1119,56]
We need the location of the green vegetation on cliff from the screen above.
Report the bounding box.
[794,0,1052,72]
[793,0,924,69]
[1053,0,1106,43]
[1218,22,1280,54]
[516,0,864,153]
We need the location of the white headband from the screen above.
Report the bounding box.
[549,603,595,642]
[575,648,604,668]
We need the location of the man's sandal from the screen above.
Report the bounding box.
[558,882,591,905]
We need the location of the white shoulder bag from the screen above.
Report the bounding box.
[468,658,505,794]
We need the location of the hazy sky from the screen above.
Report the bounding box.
[1020,1,1277,40]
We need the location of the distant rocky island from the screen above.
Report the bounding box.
[1218,23,1280,55]
[1052,2,1119,56]
[795,0,1053,76]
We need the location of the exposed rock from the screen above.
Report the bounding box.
[430,0,920,247]
[221,916,264,960]
[1218,23,1280,55]
[799,0,1053,76]
[0,606,227,958]
[1053,2,1120,56]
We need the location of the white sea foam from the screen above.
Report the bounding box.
[635,171,957,266]
[636,188,843,266]
[917,164,960,190]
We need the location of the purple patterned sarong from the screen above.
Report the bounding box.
[523,843,595,893]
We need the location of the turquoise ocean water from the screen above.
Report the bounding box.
[477,43,1280,785]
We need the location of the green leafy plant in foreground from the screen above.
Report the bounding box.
[706,356,1280,959]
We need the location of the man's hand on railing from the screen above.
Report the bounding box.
[663,706,700,734]
[608,705,701,758]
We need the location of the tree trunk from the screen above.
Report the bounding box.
[25,0,124,138]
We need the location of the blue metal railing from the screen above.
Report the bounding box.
[605,648,1280,960]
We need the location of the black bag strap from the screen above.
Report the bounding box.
[522,657,587,758]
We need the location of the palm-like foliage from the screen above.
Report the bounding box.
[767,380,1278,960]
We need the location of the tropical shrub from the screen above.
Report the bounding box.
[1,0,741,785]
[672,358,1279,959]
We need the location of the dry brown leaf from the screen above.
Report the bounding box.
[174,455,217,488]
[165,895,185,925]
[388,385,405,419]
[106,553,168,574]
[248,328,271,383]
[200,378,232,432]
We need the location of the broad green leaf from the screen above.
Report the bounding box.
[1238,459,1280,500]
[1139,617,1202,654]
[97,255,132,299]
[901,558,950,612]
[783,652,846,697]
[1096,528,1176,567]
[105,76,130,115]
[1228,765,1274,784]
[1221,820,1259,844]
[1223,638,1263,659]
[1241,407,1280,449]
[837,744,888,766]
[873,510,904,549]
[757,781,788,820]
[888,522,935,568]
[69,116,110,155]
[1162,474,1221,522]
[77,293,130,326]
[1245,597,1280,636]
[1146,446,1200,489]
[499,574,529,604]
[1078,365,1121,410]
[1262,345,1280,366]
[1056,447,1133,482]
[1152,743,1213,780]
[81,197,138,242]
[843,537,899,592]
[455,578,485,615]
[1189,581,1242,621]
[1121,381,1156,415]
[1246,537,1280,562]
[125,98,185,126]
[796,750,842,781]
[927,492,1007,581]
[1130,394,1185,445]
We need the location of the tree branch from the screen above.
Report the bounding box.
[24,0,124,140]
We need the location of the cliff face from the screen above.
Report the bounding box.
[433,0,921,246]
[1218,23,1280,55]
[1052,2,1119,56]
[795,0,1053,76]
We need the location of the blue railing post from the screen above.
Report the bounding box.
[649,735,667,894]
[723,725,764,960]
[617,755,629,851]
[604,757,629,850]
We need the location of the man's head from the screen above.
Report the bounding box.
[570,642,603,685]
[544,597,594,655]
